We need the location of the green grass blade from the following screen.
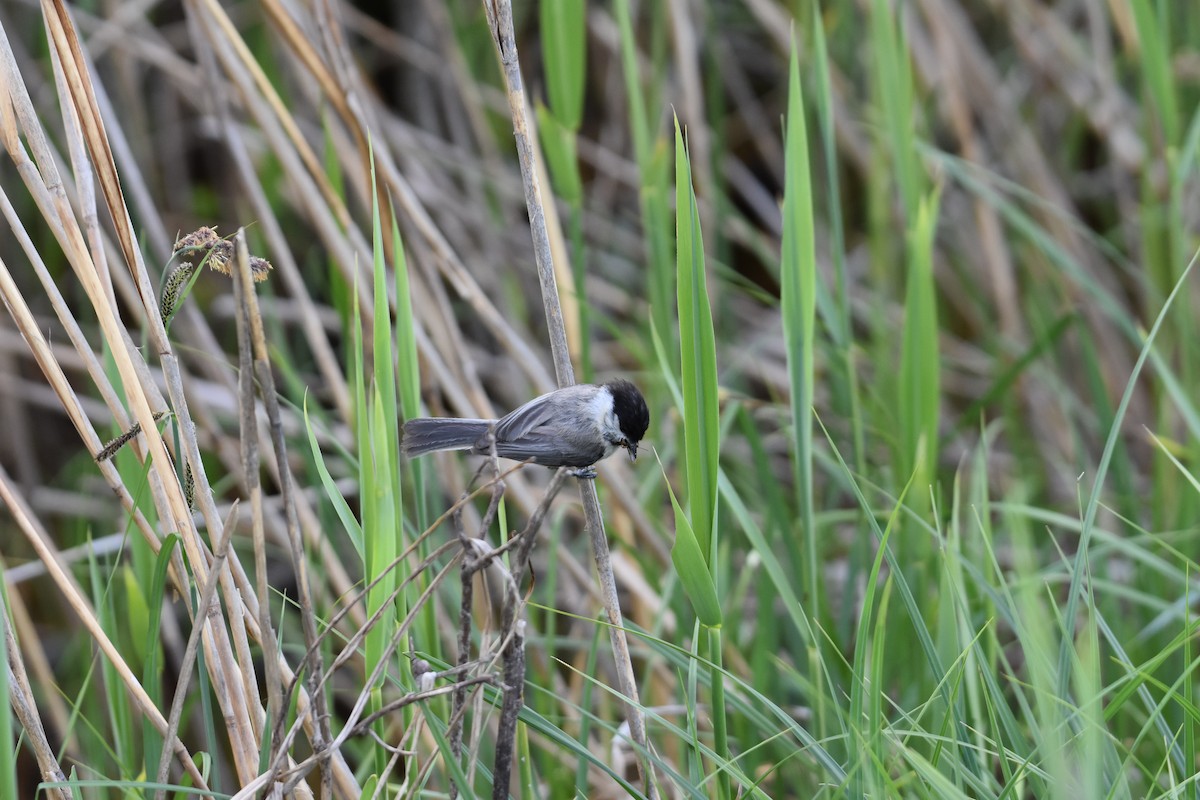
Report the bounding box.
[303,395,363,557]
[1058,247,1200,747]
[810,6,865,473]
[0,586,17,800]
[141,533,178,781]
[540,0,585,130]
[664,468,721,628]
[616,0,675,356]
[898,192,941,488]
[675,112,727,798]
[1129,0,1178,145]
[370,146,401,527]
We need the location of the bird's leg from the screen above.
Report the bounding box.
[569,465,598,480]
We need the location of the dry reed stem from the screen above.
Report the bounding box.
[1,556,74,755]
[1,591,72,800]
[188,0,354,420]
[185,0,368,658]
[9,5,353,793]
[0,242,165,565]
[264,0,556,395]
[0,254,204,787]
[483,1,658,796]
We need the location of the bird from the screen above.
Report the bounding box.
[401,379,650,478]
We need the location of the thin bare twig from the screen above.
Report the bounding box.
[229,230,286,774]
[449,502,478,797]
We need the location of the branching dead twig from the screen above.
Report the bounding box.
[491,467,570,800]
[449,430,509,799]
[245,462,522,798]
[450,504,480,794]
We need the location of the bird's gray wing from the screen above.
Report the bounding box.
[491,391,559,443]
[480,387,606,467]
[491,438,598,467]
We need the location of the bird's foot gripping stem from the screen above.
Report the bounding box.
[569,466,598,480]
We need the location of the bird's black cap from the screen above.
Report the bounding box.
[605,379,650,445]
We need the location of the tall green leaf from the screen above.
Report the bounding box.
[870,0,922,218]
[780,37,818,619]
[675,115,729,799]
[675,116,719,563]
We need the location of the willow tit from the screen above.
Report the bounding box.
[402,379,649,478]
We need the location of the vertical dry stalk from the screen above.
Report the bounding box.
[153,502,240,799]
[230,231,335,795]
[447,463,571,799]
[229,233,286,765]
[481,0,658,795]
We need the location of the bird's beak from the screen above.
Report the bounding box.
[627,442,638,462]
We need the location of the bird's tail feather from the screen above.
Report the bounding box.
[401,418,491,457]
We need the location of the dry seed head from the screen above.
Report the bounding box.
[95,410,171,461]
[203,240,236,276]
[172,226,221,255]
[162,226,273,320]
[183,460,195,510]
[248,256,273,282]
[159,262,198,321]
